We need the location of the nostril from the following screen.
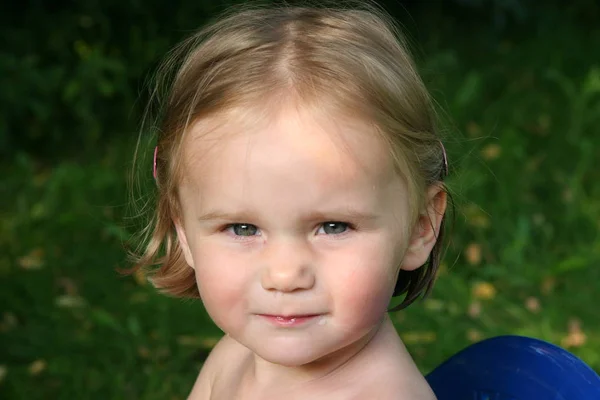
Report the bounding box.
[260,264,316,292]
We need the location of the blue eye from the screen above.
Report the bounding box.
[318,222,349,235]
[226,223,259,236]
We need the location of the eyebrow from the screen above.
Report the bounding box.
[196,210,253,222]
[196,208,379,223]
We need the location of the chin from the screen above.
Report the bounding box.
[258,350,319,367]
[252,338,328,367]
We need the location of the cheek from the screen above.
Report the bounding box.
[340,267,393,313]
[329,240,399,324]
[191,244,250,324]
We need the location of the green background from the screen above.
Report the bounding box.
[1,1,599,398]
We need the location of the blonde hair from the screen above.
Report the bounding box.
[128,3,449,310]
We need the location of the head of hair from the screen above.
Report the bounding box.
[128,2,449,310]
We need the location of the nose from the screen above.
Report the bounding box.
[260,238,316,293]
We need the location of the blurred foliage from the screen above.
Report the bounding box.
[1,0,600,399]
[0,0,226,161]
[2,0,599,161]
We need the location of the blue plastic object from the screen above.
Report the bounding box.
[426,335,600,400]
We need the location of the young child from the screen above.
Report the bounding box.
[131,3,448,399]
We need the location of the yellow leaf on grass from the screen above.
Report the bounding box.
[133,268,147,286]
[472,282,496,300]
[177,335,200,346]
[561,318,587,349]
[468,301,482,318]
[464,204,490,229]
[563,332,587,348]
[17,248,45,270]
[525,297,541,313]
[402,331,437,345]
[200,337,220,349]
[137,346,150,359]
[424,298,444,312]
[56,277,79,296]
[532,213,545,226]
[0,365,6,384]
[0,312,18,332]
[437,262,448,276]
[471,215,491,229]
[466,329,483,342]
[465,242,482,266]
[55,295,87,309]
[481,144,501,160]
[29,360,46,376]
[466,121,481,137]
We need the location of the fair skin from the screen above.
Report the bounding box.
[175,105,446,400]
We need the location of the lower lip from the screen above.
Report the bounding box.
[258,314,321,327]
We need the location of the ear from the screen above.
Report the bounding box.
[401,184,447,271]
[174,218,195,269]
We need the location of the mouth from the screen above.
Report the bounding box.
[257,314,324,327]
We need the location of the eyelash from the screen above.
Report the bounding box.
[222,221,355,240]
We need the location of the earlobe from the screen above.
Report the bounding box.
[401,185,447,271]
[174,219,195,269]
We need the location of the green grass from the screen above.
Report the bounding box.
[2,10,600,400]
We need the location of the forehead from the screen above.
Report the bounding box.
[182,106,395,187]
[175,105,410,224]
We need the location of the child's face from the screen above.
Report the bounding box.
[176,106,414,368]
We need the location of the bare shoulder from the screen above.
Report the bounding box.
[373,372,437,400]
[348,366,436,400]
[350,320,437,400]
[187,335,249,400]
[375,347,437,399]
